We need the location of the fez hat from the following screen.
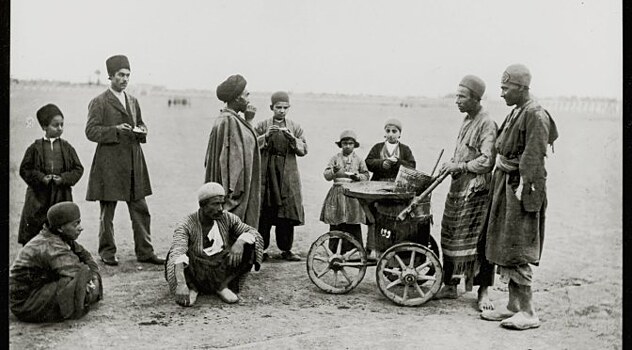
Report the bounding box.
[271,91,290,105]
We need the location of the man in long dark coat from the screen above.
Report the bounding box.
[480,64,558,330]
[85,55,163,266]
[204,74,261,229]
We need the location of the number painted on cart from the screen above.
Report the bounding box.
[380,229,391,239]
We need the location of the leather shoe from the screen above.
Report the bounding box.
[138,255,165,265]
[101,256,119,266]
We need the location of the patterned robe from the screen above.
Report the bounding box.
[440,107,498,274]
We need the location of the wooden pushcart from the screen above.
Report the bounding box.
[306,179,445,306]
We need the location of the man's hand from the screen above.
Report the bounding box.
[228,240,245,268]
[175,283,191,307]
[42,174,53,184]
[439,161,462,176]
[52,175,63,185]
[116,123,133,132]
[281,127,295,139]
[383,160,392,169]
[515,177,524,201]
[265,125,280,139]
[245,104,257,121]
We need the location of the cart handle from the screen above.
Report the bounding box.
[396,172,449,221]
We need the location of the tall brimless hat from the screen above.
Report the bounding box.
[106,55,130,76]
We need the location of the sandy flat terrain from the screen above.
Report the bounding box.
[8,85,621,349]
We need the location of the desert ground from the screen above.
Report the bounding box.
[8,83,622,349]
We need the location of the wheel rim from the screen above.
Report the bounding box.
[376,243,443,306]
[306,231,367,294]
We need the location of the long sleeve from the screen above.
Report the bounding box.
[70,241,99,273]
[254,121,268,149]
[46,241,86,279]
[323,154,342,181]
[289,122,308,157]
[170,217,193,265]
[85,97,120,144]
[356,155,370,181]
[464,119,498,174]
[519,109,551,185]
[397,145,416,169]
[59,142,84,186]
[365,143,384,173]
[19,144,46,188]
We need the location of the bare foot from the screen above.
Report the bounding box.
[216,288,239,304]
[434,285,458,299]
[189,289,199,306]
[477,287,494,312]
[480,305,516,321]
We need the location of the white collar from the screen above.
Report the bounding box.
[43,136,59,142]
[109,87,126,97]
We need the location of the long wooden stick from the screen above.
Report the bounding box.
[397,172,449,221]
[429,149,444,177]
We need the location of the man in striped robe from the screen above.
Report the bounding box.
[435,75,498,311]
[165,183,264,307]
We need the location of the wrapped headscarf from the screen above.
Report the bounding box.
[216,74,247,103]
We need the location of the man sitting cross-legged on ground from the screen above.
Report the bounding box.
[164,182,264,307]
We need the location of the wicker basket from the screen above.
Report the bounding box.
[395,165,434,194]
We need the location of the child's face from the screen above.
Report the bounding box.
[384,125,401,144]
[43,115,64,138]
[58,219,83,241]
[340,139,356,155]
[271,102,290,120]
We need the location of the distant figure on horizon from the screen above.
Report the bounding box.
[204,74,261,228]
[254,91,307,262]
[18,103,84,245]
[85,54,164,267]
[480,64,558,330]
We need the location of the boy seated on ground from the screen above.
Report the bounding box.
[10,202,102,322]
[164,182,264,307]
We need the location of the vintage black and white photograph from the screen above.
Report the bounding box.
[7,0,622,348]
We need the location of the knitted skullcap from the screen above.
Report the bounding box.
[502,64,531,87]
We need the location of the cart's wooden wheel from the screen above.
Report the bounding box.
[306,231,367,294]
[376,242,443,306]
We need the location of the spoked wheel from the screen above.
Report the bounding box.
[306,231,368,294]
[376,242,443,306]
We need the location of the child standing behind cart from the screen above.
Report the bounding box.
[18,104,84,245]
[364,118,416,259]
[320,130,369,251]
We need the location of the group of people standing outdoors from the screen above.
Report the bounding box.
[9,54,558,332]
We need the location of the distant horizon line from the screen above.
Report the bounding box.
[9,77,622,102]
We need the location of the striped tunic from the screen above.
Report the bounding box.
[440,108,498,274]
[164,211,264,294]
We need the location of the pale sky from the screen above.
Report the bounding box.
[10,0,622,99]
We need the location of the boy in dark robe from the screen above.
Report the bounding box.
[18,104,83,245]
